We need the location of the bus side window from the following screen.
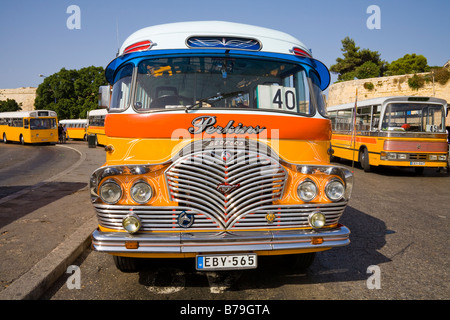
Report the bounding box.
[371,105,380,131]
[356,107,371,132]
[329,111,337,130]
[337,110,352,131]
[24,119,29,129]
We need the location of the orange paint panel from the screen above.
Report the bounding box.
[105,113,331,140]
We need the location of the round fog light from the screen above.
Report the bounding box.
[122,214,142,234]
[308,211,326,229]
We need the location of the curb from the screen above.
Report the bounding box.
[0,216,97,300]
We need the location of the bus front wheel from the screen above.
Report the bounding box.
[113,255,139,273]
[359,148,371,172]
[284,252,316,270]
[20,135,25,145]
[3,133,8,144]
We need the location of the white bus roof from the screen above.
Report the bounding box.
[118,21,310,57]
[106,21,331,90]
[0,110,57,118]
[88,109,108,116]
[328,96,448,111]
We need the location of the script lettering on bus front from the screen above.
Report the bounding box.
[187,115,266,135]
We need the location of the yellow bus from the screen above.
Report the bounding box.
[90,21,354,272]
[329,96,448,173]
[0,110,58,145]
[87,108,107,146]
[59,119,88,141]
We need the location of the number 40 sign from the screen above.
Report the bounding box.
[257,85,297,112]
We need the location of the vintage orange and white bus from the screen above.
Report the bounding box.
[87,108,107,145]
[59,119,88,140]
[0,110,58,145]
[90,21,354,272]
[329,96,448,173]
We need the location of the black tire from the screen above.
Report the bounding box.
[3,133,8,144]
[284,252,316,270]
[113,255,139,273]
[20,135,25,145]
[359,148,371,172]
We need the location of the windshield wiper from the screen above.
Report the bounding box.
[184,91,244,113]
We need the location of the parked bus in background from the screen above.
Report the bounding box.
[0,110,58,145]
[59,119,88,141]
[328,96,448,173]
[87,108,107,146]
[90,21,354,272]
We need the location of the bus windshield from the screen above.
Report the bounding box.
[111,56,326,116]
[30,118,57,130]
[382,103,445,133]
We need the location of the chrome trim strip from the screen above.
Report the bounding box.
[91,226,350,253]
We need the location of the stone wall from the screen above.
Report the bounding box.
[0,87,37,111]
[327,72,450,124]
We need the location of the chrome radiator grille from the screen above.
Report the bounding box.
[165,149,287,229]
[92,144,349,232]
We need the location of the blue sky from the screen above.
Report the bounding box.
[0,0,449,90]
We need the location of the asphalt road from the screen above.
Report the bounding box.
[43,160,450,302]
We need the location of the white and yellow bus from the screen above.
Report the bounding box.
[90,21,354,272]
[87,108,107,145]
[59,119,88,141]
[329,96,448,173]
[0,110,58,145]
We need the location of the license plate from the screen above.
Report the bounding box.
[411,162,425,165]
[196,253,257,271]
[42,139,48,141]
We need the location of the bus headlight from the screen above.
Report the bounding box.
[325,179,345,202]
[130,180,153,204]
[387,153,397,160]
[99,179,122,204]
[122,213,142,234]
[297,179,318,202]
[429,155,437,161]
[438,155,447,161]
[308,211,326,229]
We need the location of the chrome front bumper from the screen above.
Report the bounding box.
[91,225,350,254]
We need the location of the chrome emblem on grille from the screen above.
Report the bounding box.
[178,211,195,228]
[216,182,240,195]
[221,151,232,162]
[265,212,276,224]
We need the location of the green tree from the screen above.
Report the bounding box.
[386,54,430,76]
[355,61,381,79]
[35,66,107,119]
[0,98,22,112]
[330,37,386,81]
